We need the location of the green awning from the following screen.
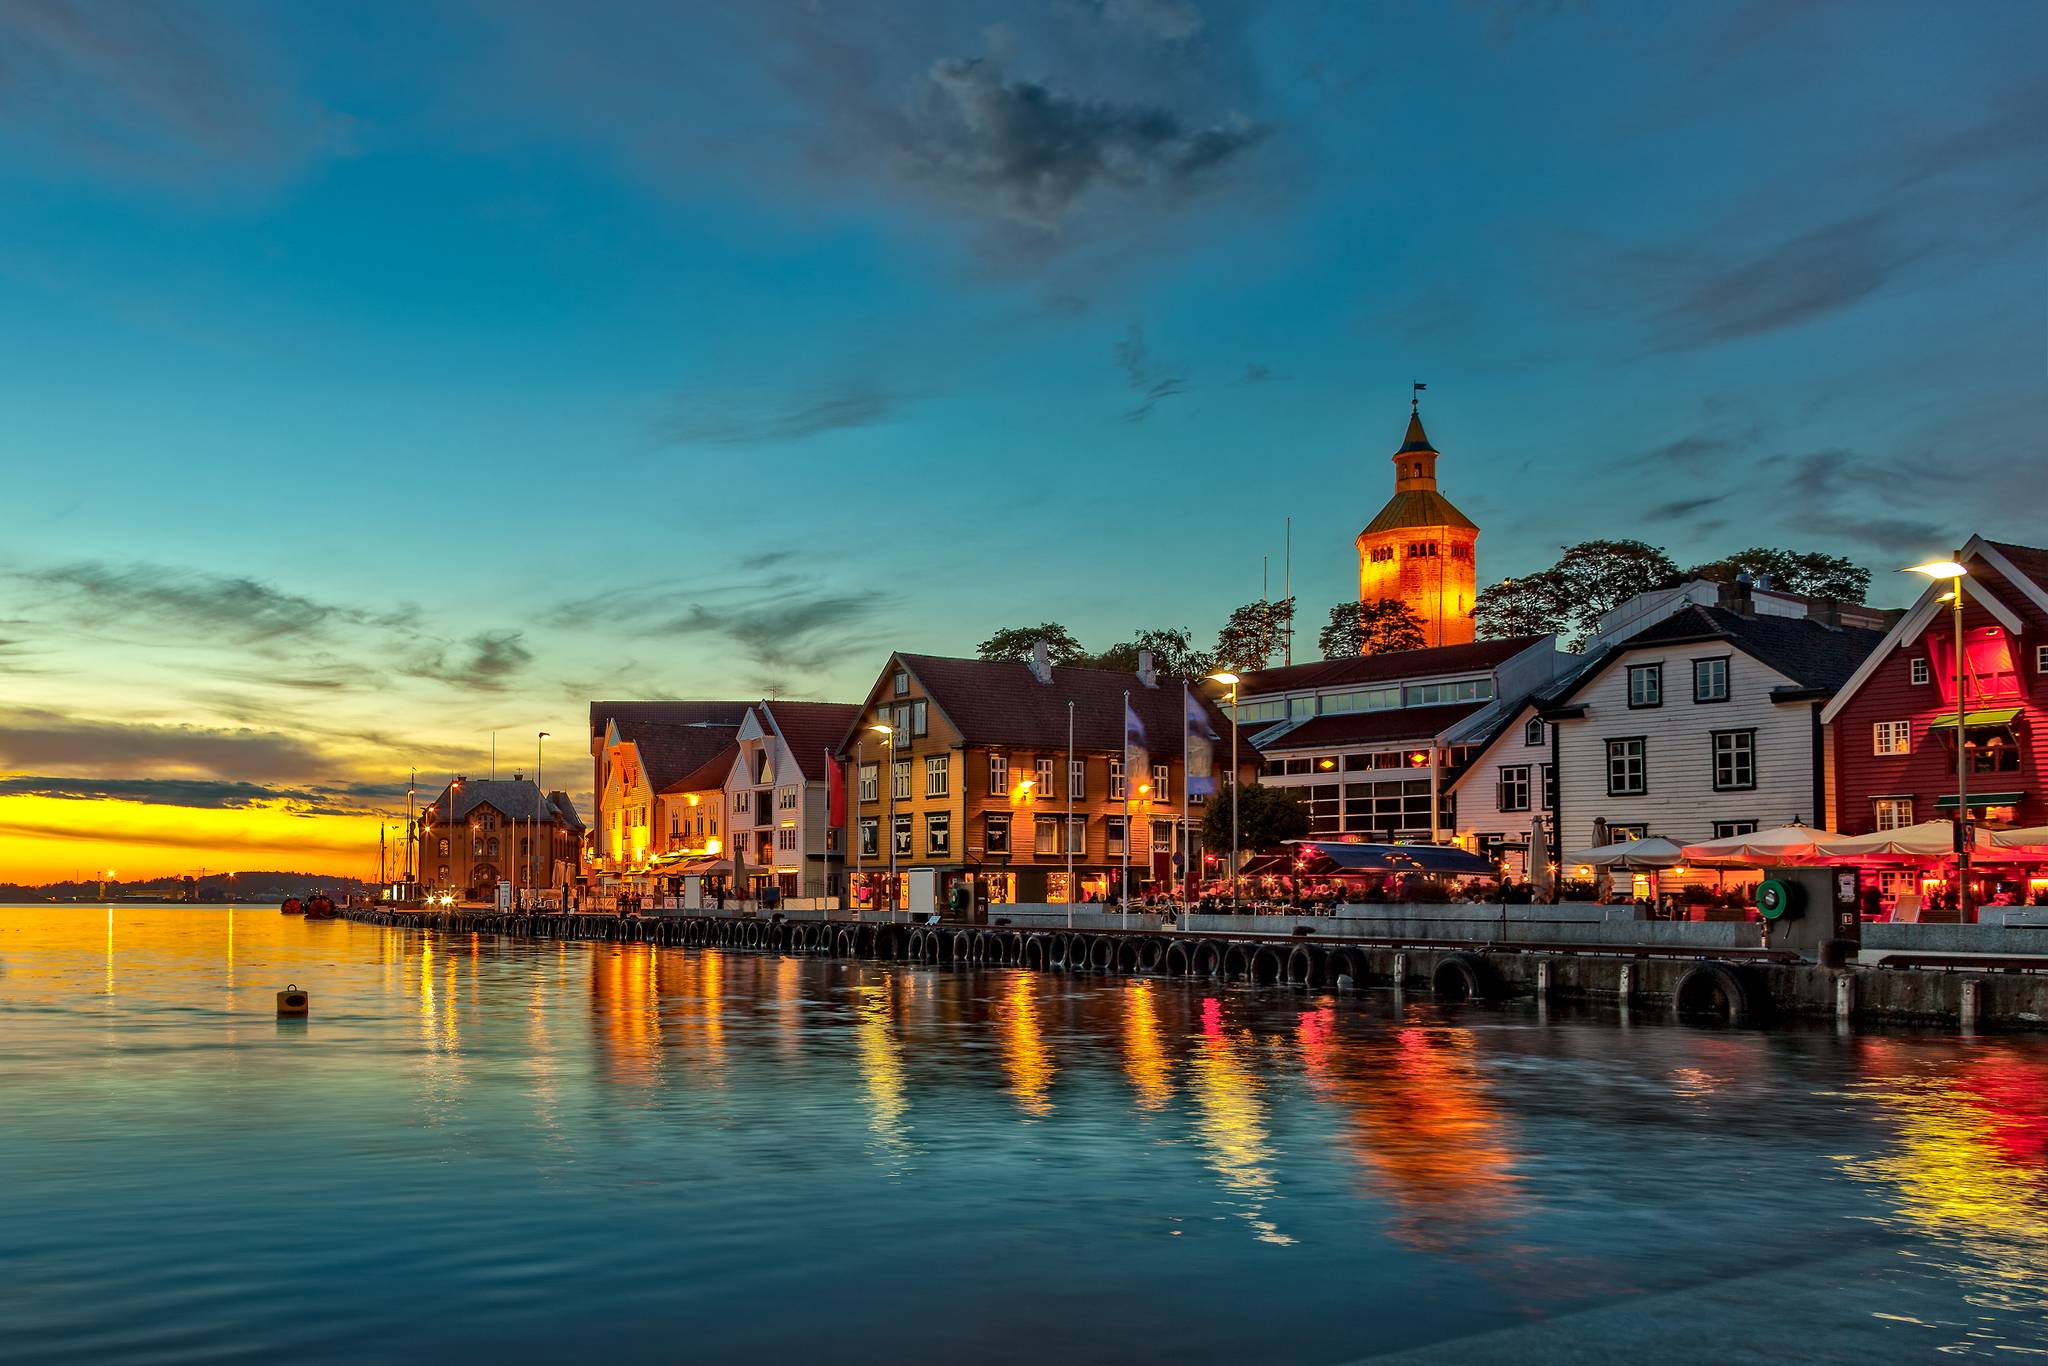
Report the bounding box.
[1925,708,2023,730]
[1934,791,2024,810]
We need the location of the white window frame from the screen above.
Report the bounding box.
[1069,758,1086,800]
[1152,764,1170,803]
[925,811,950,857]
[1711,730,1756,792]
[1607,738,1647,796]
[1873,721,1912,756]
[892,760,911,801]
[1874,797,1913,831]
[1109,756,1126,800]
[1910,658,1930,686]
[1627,663,1663,708]
[2036,644,2048,674]
[1524,717,1544,747]
[989,753,1008,797]
[858,762,878,803]
[733,790,751,816]
[1692,657,1730,703]
[1498,764,1531,813]
[1713,820,1758,839]
[925,753,949,797]
[1034,757,1055,803]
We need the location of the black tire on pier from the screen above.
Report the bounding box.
[1114,939,1142,973]
[1431,951,1498,1002]
[1222,943,1251,982]
[1285,945,1317,989]
[1193,941,1223,978]
[1021,935,1047,970]
[1249,946,1283,986]
[1090,937,1116,972]
[836,928,858,958]
[1673,963,1763,1027]
[1163,941,1193,977]
[952,930,975,962]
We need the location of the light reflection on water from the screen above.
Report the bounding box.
[4,905,2048,1364]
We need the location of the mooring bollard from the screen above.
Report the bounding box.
[1834,972,1855,1024]
[276,983,310,1017]
[1535,961,1552,997]
[1960,978,1982,1033]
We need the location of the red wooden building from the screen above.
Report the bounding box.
[1823,538,2048,854]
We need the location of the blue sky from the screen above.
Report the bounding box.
[0,0,2043,873]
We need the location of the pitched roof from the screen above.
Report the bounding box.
[549,791,585,831]
[760,700,863,781]
[1360,488,1478,535]
[428,778,578,825]
[623,721,745,793]
[660,744,739,796]
[1603,604,1885,692]
[1238,636,1542,696]
[877,654,1243,755]
[1398,410,1437,455]
[588,700,753,743]
[1985,539,2048,594]
[1252,701,1489,752]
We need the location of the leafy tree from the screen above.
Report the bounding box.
[1683,548,1871,603]
[1320,598,1426,658]
[1089,627,1215,678]
[1553,540,1680,627]
[1475,571,1569,640]
[1212,597,1295,674]
[976,623,1086,666]
[1201,781,1310,855]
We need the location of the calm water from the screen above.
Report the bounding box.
[3,907,2047,1364]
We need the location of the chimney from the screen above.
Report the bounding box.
[1029,639,1053,685]
[1718,572,1755,618]
[1137,649,1158,689]
[513,771,524,783]
[1807,595,1843,630]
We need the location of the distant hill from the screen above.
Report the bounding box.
[0,872,370,904]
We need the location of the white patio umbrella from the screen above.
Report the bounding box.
[1680,823,1840,867]
[1815,821,1993,860]
[1562,836,1687,870]
[1990,825,2048,850]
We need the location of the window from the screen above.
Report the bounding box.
[1542,763,1556,811]
[893,670,909,696]
[438,865,449,881]
[2038,644,2048,674]
[893,814,912,856]
[1627,664,1662,708]
[1152,819,1176,852]
[486,837,499,857]
[1693,657,1730,703]
[778,787,798,810]
[984,812,1010,855]
[1910,658,1929,686]
[859,762,879,802]
[1874,798,1913,830]
[1404,678,1493,707]
[1711,730,1756,791]
[858,818,879,857]
[1608,823,1648,842]
[437,838,449,856]
[479,812,498,831]
[1109,756,1126,800]
[892,761,911,800]
[1962,726,2023,774]
[1152,764,1170,803]
[1498,765,1531,813]
[1713,821,1758,839]
[1232,698,1286,724]
[912,700,928,736]
[1034,815,1084,854]
[1524,717,1544,747]
[1324,686,1403,715]
[925,754,949,796]
[777,826,797,851]
[1874,721,1912,756]
[988,753,1009,797]
[1034,757,1055,802]
[734,790,751,816]
[1606,738,1646,796]
[1069,758,1086,800]
[1107,816,1126,855]
[925,812,950,857]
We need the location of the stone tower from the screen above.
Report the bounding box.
[1354,400,1478,649]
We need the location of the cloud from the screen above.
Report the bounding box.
[1113,322,1186,421]
[550,573,891,684]
[888,55,1267,230]
[652,383,900,446]
[1240,362,1287,384]
[0,706,329,779]
[1090,0,1205,42]
[1642,211,1930,351]
[17,560,415,648]
[1643,492,1731,520]
[0,774,377,816]
[1763,448,1942,550]
[400,630,535,691]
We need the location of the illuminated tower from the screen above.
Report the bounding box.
[1354,399,1478,649]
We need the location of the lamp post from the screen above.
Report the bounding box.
[1906,558,1973,923]
[1208,672,1241,912]
[869,724,895,922]
[536,732,550,904]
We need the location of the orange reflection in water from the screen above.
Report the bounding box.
[591,943,662,1087]
[1296,1007,1523,1252]
[1120,981,1173,1112]
[854,980,912,1166]
[997,972,1055,1118]
[1846,1043,2048,1330]
[1188,997,1292,1246]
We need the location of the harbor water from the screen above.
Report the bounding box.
[3,905,2046,1363]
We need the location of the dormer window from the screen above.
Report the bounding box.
[1524,718,1544,747]
[893,671,909,696]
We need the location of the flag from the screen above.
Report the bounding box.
[1184,687,1217,797]
[826,751,845,832]
[1124,695,1149,796]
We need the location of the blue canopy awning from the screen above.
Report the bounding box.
[1287,840,1497,875]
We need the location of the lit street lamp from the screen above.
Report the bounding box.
[1208,672,1242,912]
[869,723,895,921]
[1906,558,1973,923]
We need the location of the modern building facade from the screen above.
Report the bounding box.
[836,647,1254,907]
[1356,400,1478,649]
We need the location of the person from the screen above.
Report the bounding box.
[761,882,780,913]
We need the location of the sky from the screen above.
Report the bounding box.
[1,0,2044,882]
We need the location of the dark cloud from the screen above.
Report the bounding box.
[401,631,534,691]
[1643,493,1731,520]
[1240,362,1287,384]
[652,383,899,446]
[1113,323,1186,421]
[892,55,1267,229]
[0,774,374,816]
[0,707,328,780]
[1764,448,1942,550]
[18,560,416,647]
[1642,211,1930,351]
[550,573,890,684]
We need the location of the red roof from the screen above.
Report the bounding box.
[619,721,743,793]
[1254,701,1488,751]
[1987,540,2048,594]
[858,654,1243,756]
[661,744,739,796]
[759,700,863,780]
[1237,637,1541,696]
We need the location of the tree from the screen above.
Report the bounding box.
[1201,781,1310,856]
[1320,598,1426,658]
[1212,597,1296,674]
[1089,627,1215,678]
[1475,571,1569,640]
[976,623,1086,666]
[1683,548,1871,603]
[1552,540,1680,627]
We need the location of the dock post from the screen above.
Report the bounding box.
[1960,978,1982,1034]
[1392,952,1406,988]
[1617,962,1632,1005]
[1535,961,1552,997]
[1834,972,1855,1034]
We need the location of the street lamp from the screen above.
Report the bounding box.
[1906,558,1972,923]
[535,732,550,905]
[1208,672,1242,912]
[869,724,895,921]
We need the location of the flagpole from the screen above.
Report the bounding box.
[1065,700,1074,930]
[1121,688,1131,928]
[1181,680,1191,914]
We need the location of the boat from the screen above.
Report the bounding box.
[281,897,304,915]
[302,892,339,920]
